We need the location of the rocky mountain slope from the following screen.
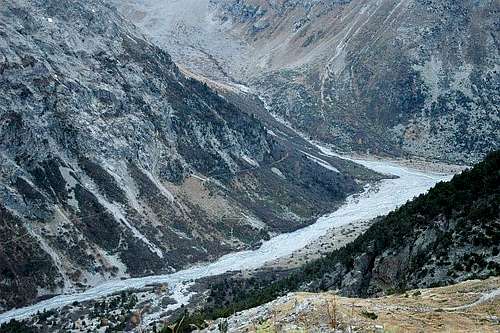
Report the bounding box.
[202,277,500,333]
[302,150,500,297]
[0,0,377,312]
[114,0,499,163]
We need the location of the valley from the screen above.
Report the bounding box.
[0,0,380,313]
[0,149,452,329]
[0,0,498,332]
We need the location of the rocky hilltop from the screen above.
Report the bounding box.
[0,0,375,312]
[202,277,500,333]
[115,0,499,163]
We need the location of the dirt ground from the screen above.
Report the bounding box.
[203,277,500,332]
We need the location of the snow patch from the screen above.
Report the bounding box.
[26,226,74,292]
[232,83,252,94]
[267,129,278,137]
[300,150,340,173]
[241,212,267,229]
[95,193,164,258]
[241,155,260,167]
[169,227,192,240]
[191,173,208,182]
[101,161,143,212]
[271,167,286,179]
[59,166,80,210]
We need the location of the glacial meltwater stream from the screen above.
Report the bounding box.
[0,151,453,324]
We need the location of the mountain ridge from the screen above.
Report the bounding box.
[114,0,500,163]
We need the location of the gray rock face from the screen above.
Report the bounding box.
[0,0,366,311]
[114,0,499,163]
[339,252,374,297]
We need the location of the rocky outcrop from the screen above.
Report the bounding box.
[0,0,372,311]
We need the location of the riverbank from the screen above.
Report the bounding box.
[262,151,467,271]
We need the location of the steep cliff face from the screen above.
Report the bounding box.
[115,0,499,163]
[0,0,370,311]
